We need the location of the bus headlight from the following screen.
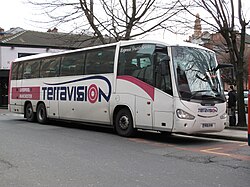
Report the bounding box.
[176,109,195,120]
[220,113,228,119]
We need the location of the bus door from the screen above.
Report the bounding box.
[153,92,174,131]
[152,51,174,131]
[117,43,173,130]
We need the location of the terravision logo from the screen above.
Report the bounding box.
[42,75,111,103]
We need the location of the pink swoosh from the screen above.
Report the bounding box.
[117,75,155,101]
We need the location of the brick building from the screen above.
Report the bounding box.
[188,14,250,90]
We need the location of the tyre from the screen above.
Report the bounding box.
[115,108,136,137]
[25,102,36,122]
[36,103,48,124]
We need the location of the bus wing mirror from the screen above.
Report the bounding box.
[160,56,170,76]
[213,63,233,72]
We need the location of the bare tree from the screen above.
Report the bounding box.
[28,0,185,43]
[178,0,250,126]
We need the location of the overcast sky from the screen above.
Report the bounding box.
[1,1,35,31]
[1,0,249,40]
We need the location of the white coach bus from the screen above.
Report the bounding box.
[9,39,229,137]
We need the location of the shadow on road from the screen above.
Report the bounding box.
[135,130,218,146]
[12,118,217,146]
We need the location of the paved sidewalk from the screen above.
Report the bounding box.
[0,108,248,142]
[194,128,248,142]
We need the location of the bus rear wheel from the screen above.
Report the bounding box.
[25,102,36,122]
[115,108,136,137]
[36,103,47,124]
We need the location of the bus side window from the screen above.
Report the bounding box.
[155,52,172,95]
[85,47,115,74]
[23,60,40,79]
[17,62,24,80]
[118,56,139,75]
[118,44,155,86]
[60,52,85,76]
[11,62,19,80]
[40,57,60,78]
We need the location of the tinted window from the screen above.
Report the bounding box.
[118,44,155,86]
[60,52,85,76]
[118,44,172,95]
[155,52,172,95]
[23,60,40,79]
[11,62,19,80]
[85,46,115,74]
[17,62,24,80]
[40,57,60,78]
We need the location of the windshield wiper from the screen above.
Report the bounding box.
[189,90,211,100]
[179,90,192,100]
[196,73,208,82]
[201,95,225,101]
[189,90,225,102]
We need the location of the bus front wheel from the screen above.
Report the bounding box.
[115,108,136,137]
[25,102,36,122]
[36,103,48,124]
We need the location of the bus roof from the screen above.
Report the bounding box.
[12,39,213,63]
[12,42,117,63]
[119,39,213,52]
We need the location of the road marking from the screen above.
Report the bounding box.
[238,142,248,147]
[128,137,250,160]
[201,147,231,156]
[128,138,174,147]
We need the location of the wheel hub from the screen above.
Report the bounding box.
[119,116,129,130]
[27,108,32,116]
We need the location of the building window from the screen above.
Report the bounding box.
[18,53,37,58]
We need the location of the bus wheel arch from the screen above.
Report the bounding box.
[24,101,37,122]
[113,105,136,137]
[36,102,48,124]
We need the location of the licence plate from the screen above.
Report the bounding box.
[201,123,214,128]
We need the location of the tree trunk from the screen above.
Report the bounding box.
[237,23,247,127]
[236,61,247,126]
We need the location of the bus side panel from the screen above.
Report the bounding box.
[16,79,41,114]
[115,77,153,129]
[9,79,24,114]
[10,78,59,119]
[57,74,113,124]
[39,77,60,119]
[110,93,136,126]
[135,95,152,128]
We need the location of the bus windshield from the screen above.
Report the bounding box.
[172,46,225,102]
